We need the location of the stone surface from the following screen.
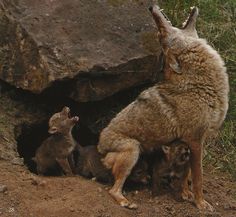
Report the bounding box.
[0,0,162,102]
[11,157,24,166]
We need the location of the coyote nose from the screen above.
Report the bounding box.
[149,6,153,12]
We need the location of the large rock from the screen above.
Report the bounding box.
[0,0,161,102]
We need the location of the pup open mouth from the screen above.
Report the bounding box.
[71,116,79,122]
[61,106,79,122]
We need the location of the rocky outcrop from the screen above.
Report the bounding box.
[0,0,161,102]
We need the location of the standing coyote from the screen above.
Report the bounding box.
[97,5,229,211]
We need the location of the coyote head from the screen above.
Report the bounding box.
[149,6,199,75]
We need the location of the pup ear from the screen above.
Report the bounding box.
[169,55,182,74]
[162,145,170,154]
[48,126,58,134]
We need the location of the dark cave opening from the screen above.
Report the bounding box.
[12,79,150,176]
[16,121,49,174]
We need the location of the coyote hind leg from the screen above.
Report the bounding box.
[103,139,140,209]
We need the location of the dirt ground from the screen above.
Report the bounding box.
[0,159,236,217]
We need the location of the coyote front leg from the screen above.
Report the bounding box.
[103,140,140,209]
[180,168,194,201]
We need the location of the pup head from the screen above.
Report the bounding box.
[162,142,190,166]
[48,106,79,134]
[149,5,199,75]
[173,143,190,166]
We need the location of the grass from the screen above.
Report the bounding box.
[204,121,236,179]
[218,121,236,178]
[158,0,236,179]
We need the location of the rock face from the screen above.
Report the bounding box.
[0,0,161,102]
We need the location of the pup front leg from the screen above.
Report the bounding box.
[190,142,213,211]
[68,153,76,174]
[104,140,140,209]
[56,158,73,176]
[152,166,162,196]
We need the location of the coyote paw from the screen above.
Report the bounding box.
[109,189,138,209]
[195,199,214,212]
[120,200,138,209]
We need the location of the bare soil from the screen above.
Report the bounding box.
[0,159,236,217]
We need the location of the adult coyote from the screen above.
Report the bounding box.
[98,5,229,211]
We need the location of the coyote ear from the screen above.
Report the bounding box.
[162,145,170,154]
[169,55,182,74]
[48,126,58,134]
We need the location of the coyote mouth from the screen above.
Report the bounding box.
[182,6,198,29]
[159,9,171,24]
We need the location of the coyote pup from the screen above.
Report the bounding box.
[97,5,229,210]
[75,144,149,184]
[152,142,190,197]
[33,107,79,175]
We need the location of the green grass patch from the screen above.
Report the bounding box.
[204,121,236,180]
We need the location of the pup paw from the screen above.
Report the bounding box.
[181,189,194,202]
